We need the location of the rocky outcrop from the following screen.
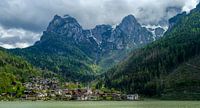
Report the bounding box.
[37,14,161,64]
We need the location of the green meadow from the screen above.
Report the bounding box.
[0,101,200,108]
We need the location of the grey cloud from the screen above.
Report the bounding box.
[0,0,199,32]
[0,0,199,49]
[0,36,35,45]
[0,26,40,48]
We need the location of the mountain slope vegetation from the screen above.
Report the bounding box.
[12,32,95,82]
[11,15,160,82]
[0,47,41,97]
[100,3,200,99]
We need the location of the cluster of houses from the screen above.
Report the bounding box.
[21,77,139,101]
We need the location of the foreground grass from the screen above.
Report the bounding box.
[0,101,200,108]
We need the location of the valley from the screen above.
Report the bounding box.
[0,1,200,101]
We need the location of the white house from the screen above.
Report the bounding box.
[127,94,139,100]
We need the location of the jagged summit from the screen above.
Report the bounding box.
[117,15,141,31]
[46,14,81,35]
[53,14,61,19]
[111,14,153,49]
[42,14,157,51]
[121,15,138,25]
[63,14,71,18]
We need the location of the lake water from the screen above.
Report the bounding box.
[0,101,200,108]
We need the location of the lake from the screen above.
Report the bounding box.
[0,101,200,108]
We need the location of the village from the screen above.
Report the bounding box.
[20,77,139,101]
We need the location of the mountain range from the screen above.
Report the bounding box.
[11,14,164,82]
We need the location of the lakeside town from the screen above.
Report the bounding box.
[0,77,139,101]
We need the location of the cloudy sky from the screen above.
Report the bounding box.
[0,0,199,49]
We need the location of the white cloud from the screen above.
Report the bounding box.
[0,43,15,49]
[0,26,40,49]
[182,0,199,13]
[0,43,30,49]
[0,0,199,30]
[0,0,199,49]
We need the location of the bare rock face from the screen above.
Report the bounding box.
[155,27,165,38]
[38,14,160,64]
[46,15,84,42]
[110,15,153,50]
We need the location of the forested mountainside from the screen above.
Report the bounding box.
[100,3,200,99]
[0,47,41,97]
[11,14,163,82]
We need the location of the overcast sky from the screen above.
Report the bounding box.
[0,0,199,49]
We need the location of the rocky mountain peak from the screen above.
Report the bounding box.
[118,15,140,31]
[121,15,138,24]
[110,14,153,49]
[39,14,160,56]
[46,15,82,35]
